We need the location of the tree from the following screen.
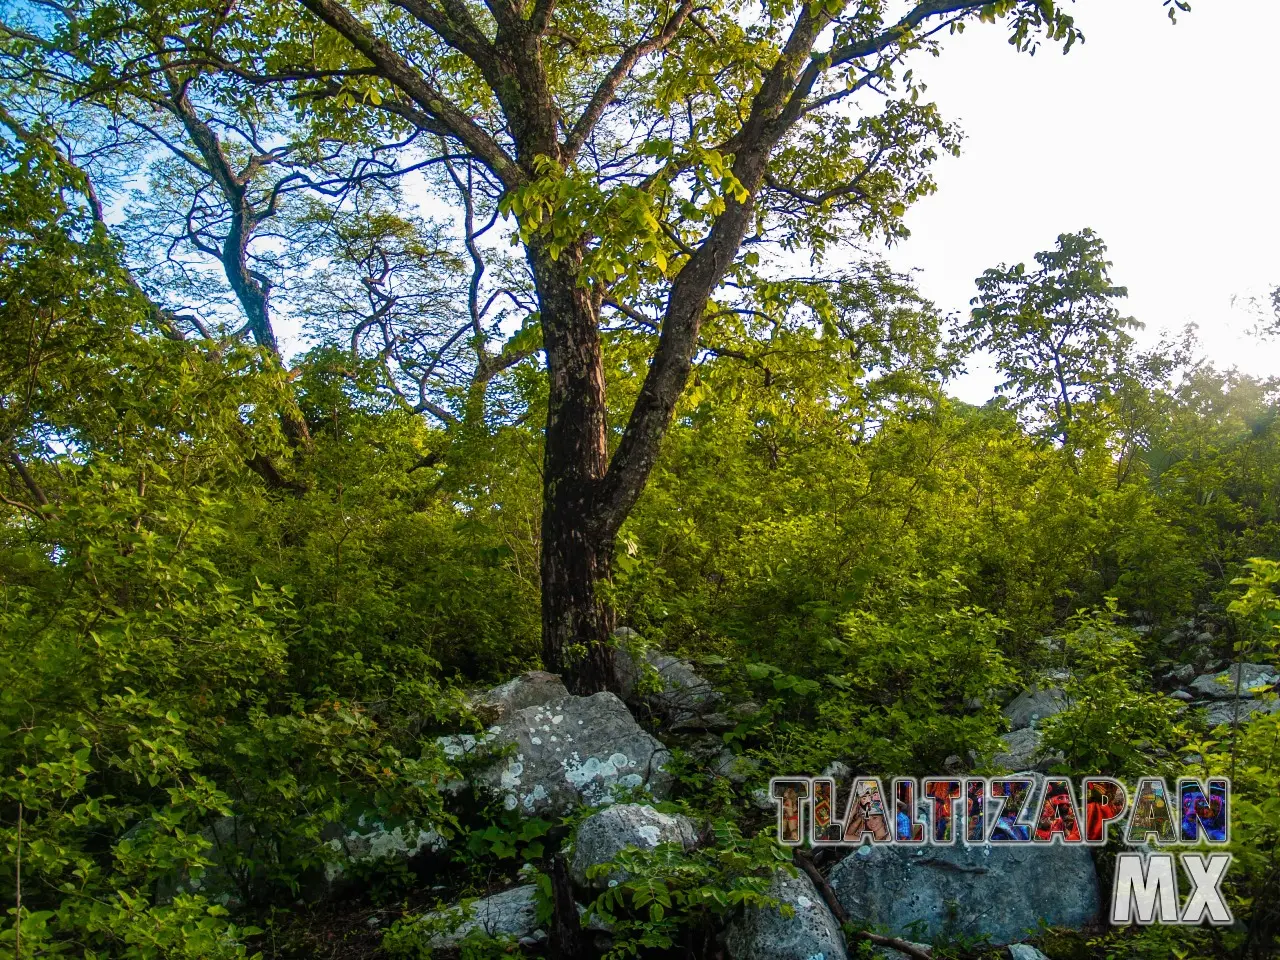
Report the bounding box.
[7,0,1173,693]
[967,228,1140,457]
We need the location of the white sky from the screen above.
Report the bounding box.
[877,0,1280,404]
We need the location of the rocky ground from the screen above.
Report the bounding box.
[180,621,1278,959]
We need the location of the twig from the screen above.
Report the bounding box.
[793,850,932,960]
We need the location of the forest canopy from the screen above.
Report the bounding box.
[2,0,1279,957]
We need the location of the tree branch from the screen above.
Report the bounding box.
[562,0,696,159]
[294,0,522,186]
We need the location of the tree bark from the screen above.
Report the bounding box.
[532,242,622,694]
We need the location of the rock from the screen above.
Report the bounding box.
[725,868,848,960]
[712,749,761,785]
[472,671,569,724]
[829,840,1100,947]
[617,643,722,726]
[419,884,542,950]
[441,692,672,815]
[1190,663,1280,700]
[1162,629,1185,647]
[570,803,699,888]
[944,754,966,775]
[1041,669,1072,684]
[320,815,447,889]
[1164,664,1195,684]
[821,760,852,783]
[1007,946,1051,960]
[155,815,269,908]
[684,734,727,763]
[1003,686,1068,731]
[1169,690,1193,702]
[1195,631,1215,645]
[1196,697,1280,728]
[991,727,1062,772]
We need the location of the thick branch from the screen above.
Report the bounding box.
[294,0,522,186]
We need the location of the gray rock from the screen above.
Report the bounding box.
[822,760,852,782]
[1196,697,1280,728]
[1196,631,1215,645]
[1169,690,1193,702]
[712,748,761,785]
[991,727,1062,772]
[570,803,699,888]
[1165,664,1196,684]
[1007,946,1051,960]
[1003,686,1068,731]
[155,815,269,908]
[472,671,570,724]
[1190,663,1279,700]
[442,692,672,815]
[320,815,447,889]
[749,788,774,811]
[829,841,1100,947]
[421,884,541,950]
[617,643,722,725]
[725,868,848,960]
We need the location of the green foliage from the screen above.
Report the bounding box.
[582,821,790,958]
[1038,602,1183,778]
[967,229,1141,453]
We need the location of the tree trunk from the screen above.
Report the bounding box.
[532,243,622,694]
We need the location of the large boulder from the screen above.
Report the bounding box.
[725,868,848,960]
[440,691,672,815]
[419,884,543,951]
[472,671,569,724]
[828,840,1100,946]
[1189,663,1279,700]
[570,803,699,888]
[1002,685,1068,731]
